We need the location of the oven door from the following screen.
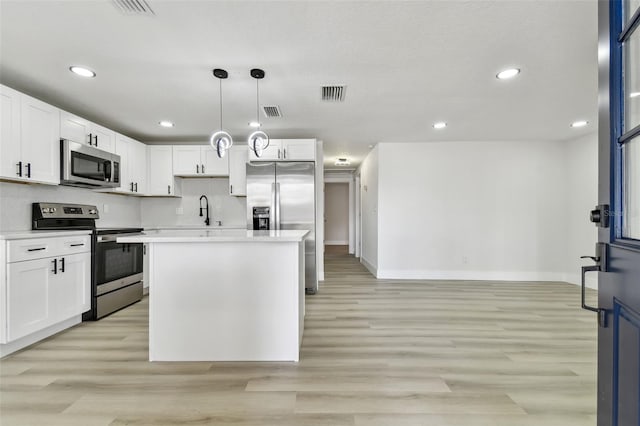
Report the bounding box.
[95,235,143,295]
[61,140,120,188]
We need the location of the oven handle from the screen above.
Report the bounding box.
[97,233,143,243]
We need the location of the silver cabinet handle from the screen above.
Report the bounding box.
[69,243,85,247]
[88,133,93,145]
[196,164,199,173]
[278,148,281,159]
[230,184,233,194]
[168,185,171,195]
[27,247,46,252]
[275,182,281,230]
[201,164,205,173]
[134,182,138,192]
[283,148,287,159]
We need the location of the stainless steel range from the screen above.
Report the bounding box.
[32,202,143,320]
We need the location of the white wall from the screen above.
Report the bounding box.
[141,178,246,228]
[564,132,598,288]
[359,146,379,274]
[0,181,141,230]
[357,138,599,284]
[325,182,349,245]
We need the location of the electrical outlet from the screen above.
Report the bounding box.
[175,207,184,215]
[102,204,109,214]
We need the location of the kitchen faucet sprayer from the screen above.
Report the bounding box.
[199,195,210,226]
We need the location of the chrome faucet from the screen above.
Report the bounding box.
[199,195,210,226]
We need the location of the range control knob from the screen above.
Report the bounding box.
[89,209,97,215]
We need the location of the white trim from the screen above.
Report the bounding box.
[375,269,568,282]
[325,240,349,245]
[354,174,361,259]
[360,256,378,277]
[324,172,355,255]
[1,316,81,358]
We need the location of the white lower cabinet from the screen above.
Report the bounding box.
[49,253,90,323]
[6,258,52,341]
[1,235,91,346]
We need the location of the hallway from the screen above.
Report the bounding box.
[0,250,597,425]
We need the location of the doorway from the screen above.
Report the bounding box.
[325,182,350,254]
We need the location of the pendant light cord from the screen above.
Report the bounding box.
[219,78,223,128]
[256,78,260,126]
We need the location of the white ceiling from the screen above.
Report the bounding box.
[0,0,598,168]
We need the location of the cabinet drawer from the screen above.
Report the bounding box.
[7,235,91,263]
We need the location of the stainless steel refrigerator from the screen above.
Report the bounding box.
[246,161,317,294]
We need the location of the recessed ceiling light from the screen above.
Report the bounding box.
[496,68,520,80]
[158,120,174,128]
[335,157,351,166]
[433,122,447,129]
[570,120,588,128]
[69,66,96,78]
[249,121,261,128]
[630,92,640,98]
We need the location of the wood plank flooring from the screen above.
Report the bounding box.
[0,247,597,425]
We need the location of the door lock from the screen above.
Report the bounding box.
[590,204,610,228]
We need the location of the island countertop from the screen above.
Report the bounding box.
[117,229,309,243]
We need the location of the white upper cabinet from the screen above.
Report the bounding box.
[247,139,282,161]
[0,85,59,185]
[172,145,229,177]
[60,111,116,153]
[147,145,181,196]
[247,139,315,162]
[202,146,230,176]
[228,145,248,196]
[0,85,22,181]
[282,139,316,161]
[114,133,147,195]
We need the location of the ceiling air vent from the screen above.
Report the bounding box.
[262,105,282,118]
[322,85,346,102]
[112,0,155,15]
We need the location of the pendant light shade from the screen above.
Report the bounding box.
[248,68,269,156]
[210,68,233,158]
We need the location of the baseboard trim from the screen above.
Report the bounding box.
[325,240,349,246]
[375,269,567,282]
[1,315,81,358]
[361,257,378,277]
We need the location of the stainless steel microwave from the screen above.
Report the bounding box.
[60,139,120,188]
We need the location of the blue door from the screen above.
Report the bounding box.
[592,2,640,425]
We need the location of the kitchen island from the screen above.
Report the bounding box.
[117,229,308,362]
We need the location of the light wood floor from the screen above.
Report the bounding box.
[0,248,597,425]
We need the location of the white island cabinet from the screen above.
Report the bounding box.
[118,229,308,362]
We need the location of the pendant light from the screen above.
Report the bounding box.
[247,68,269,156]
[210,68,233,158]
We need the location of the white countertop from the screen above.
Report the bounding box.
[0,230,92,240]
[117,229,309,243]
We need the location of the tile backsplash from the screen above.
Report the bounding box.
[141,178,246,229]
[0,181,142,231]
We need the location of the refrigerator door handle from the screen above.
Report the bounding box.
[275,182,281,230]
[270,182,276,230]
